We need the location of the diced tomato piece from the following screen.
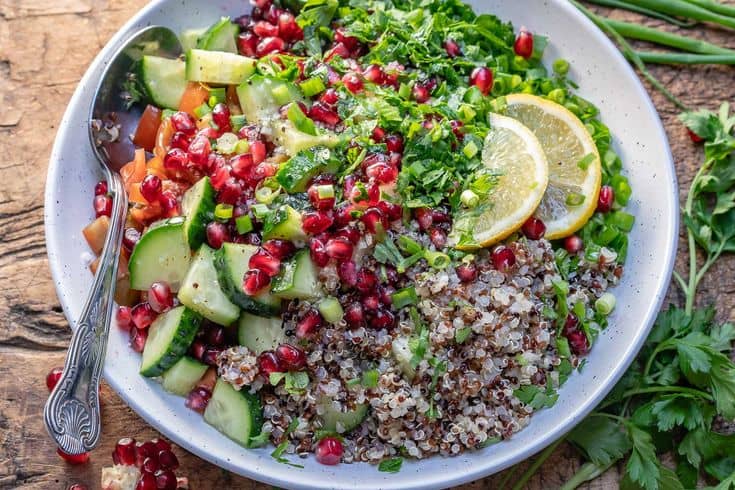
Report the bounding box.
[82,216,110,255]
[132,105,162,152]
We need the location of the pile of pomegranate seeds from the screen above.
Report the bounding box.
[102,437,187,490]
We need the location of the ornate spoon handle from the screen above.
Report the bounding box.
[44,169,128,454]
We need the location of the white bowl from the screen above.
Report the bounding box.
[44,0,678,488]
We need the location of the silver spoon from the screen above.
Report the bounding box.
[44,25,182,455]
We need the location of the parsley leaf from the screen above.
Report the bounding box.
[513,382,558,410]
[626,424,661,490]
[567,417,631,466]
[378,457,404,473]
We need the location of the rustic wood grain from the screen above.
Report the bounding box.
[0,1,733,489]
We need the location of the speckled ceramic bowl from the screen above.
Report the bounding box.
[44,1,678,488]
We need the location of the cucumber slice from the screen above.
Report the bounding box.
[180,28,206,53]
[186,49,256,85]
[318,396,368,433]
[129,217,191,292]
[318,297,343,324]
[181,177,216,250]
[140,306,202,377]
[161,356,208,395]
[204,379,264,447]
[196,18,240,54]
[140,56,187,110]
[272,121,342,157]
[215,243,282,316]
[178,245,240,325]
[391,336,416,379]
[270,250,321,300]
[275,147,341,193]
[236,75,303,122]
[262,205,305,241]
[238,312,285,354]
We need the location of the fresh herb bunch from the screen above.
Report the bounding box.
[512,104,735,490]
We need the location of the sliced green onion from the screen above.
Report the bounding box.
[463,141,479,159]
[216,132,239,154]
[252,203,270,219]
[510,74,523,89]
[230,114,247,132]
[596,225,620,246]
[256,186,281,204]
[361,369,379,388]
[458,104,477,122]
[318,297,344,324]
[424,250,450,269]
[397,236,423,255]
[208,88,226,106]
[194,103,211,118]
[316,184,335,199]
[345,378,361,387]
[398,83,411,100]
[161,109,176,119]
[287,102,317,136]
[577,153,597,170]
[566,193,585,207]
[215,203,234,221]
[610,211,635,232]
[270,83,292,105]
[553,58,570,76]
[595,293,616,316]
[234,139,250,155]
[235,214,253,234]
[391,287,418,309]
[460,189,480,208]
[547,88,566,104]
[299,77,326,97]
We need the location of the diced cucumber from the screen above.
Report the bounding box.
[186,49,257,85]
[196,18,240,54]
[161,356,208,395]
[237,312,285,354]
[391,286,418,309]
[178,245,240,325]
[318,396,368,433]
[215,243,282,316]
[140,56,187,110]
[180,28,207,53]
[129,217,191,292]
[236,75,303,122]
[275,147,340,193]
[270,250,321,300]
[140,306,202,377]
[204,379,264,447]
[272,120,342,157]
[318,297,343,324]
[391,336,416,379]
[262,205,305,241]
[181,177,216,250]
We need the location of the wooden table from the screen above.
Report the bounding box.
[1,1,733,488]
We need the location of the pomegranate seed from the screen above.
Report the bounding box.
[185,387,211,413]
[597,185,615,213]
[372,126,386,142]
[114,438,137,466]
[278,12,303,42]
[355,269,378,293]
[252,161,277,181]
[309,237,330,267]
[135,473,156,490]
[211,103,231,132]
[238,32,259,57]
[263,239,295,260]
[57,448,89,465]
[342,72,364,94]
[521,217,546,240]
[309,102,341,127]
[129,327,148,353]
[432,209,450,223]
[69,484,87,490]
[142,456,159,474]
[157,449,179,470]
[123,227,141,252]
[320,88,339,106]
[412,84,431,103]
[564,235,584,253]
[256,36,285,56]
[377,200,403,221]
[202,347,222,366]
[338,260,358,287]
[361,294,380,311]
[415,208,433,231]
[335,225,360,244]
[243,268,271,295]
[250,140,267,165]
[429,228,447,248]
[367,183,380,205]
[258,351,284,377]
[249,248,281,277]
[315,436,343,465]
[326,237,353,261]
[46,367,63,391]
[229,154,253,181]
[450,120,464,140]
[302,210,334,234]
[469,67,493,95]
[206,221,230,249]
[344,303,364,327]
[334,203,355,227]
[140,175,162,203]
[363,64,384,84]
[170,131,190,151]
[160,192,179,218]
[131,303,156,329]
[154,470,177,490]
[383,265,399,285]
[325,42,351,62]
[334,27,359,50]
[197,127,219,140]
[206,326,225,346]
[308,184,336,210]
[563,313,580,335]
[444,38,462,57]
[514,28,534,59]
[94,194,112,218]
[238,124,261,142]
[135,441,156,466]
[151,438,171,453]
[94,181,108,196]
[163,148,188,173]
[456,263,477,282]
[384,134,404,154]
[187,135,211,167]
[370,309,395,329]
[362,208,386,234]
[116,305,133,331]
[254,21,279,37]
[218,178,244,205]
[296,309,323,338]
[687,128,704,143]
[366,162,398,184]
[275,343,306,370]
[492,246,516,272]
[171,112,196,135]
[378,284,395,305]
[567,330,589,355]
[148,282,173,313]
[253,0,272,9]
[190,341,206,361]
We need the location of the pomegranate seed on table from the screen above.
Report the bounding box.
[170,112,196,135]
[344,303,364,327]
[253,21,279,37]
[94,194,112,218]
[142,456,160,474]
[68,484,87,490]
[155,469,178,490]
[129,327,148,353]
[597,185,615,213]
[521,216,546,240]
[46,367,63,391]
[514,28,534,58]
[238,32,259,57]
[152,438,171,453]
[185,387,211,413]
[116,305,133,331]
[342,72,364,94]
[370,309,395,329]
[263,239,295,260]
[249,248,281,276]
[302,211,334,234]
[296,309,323,339]
[243,268,271,295]
[309,102,341,127]
[355,269,378,293]
[361,294,380,311]
[258,351,284,377]
[135,472,157,490]
[148,282,173,313]
[469,67,493,95]
[564,235,584,253]
[319,88,339,106]
[94,180,108,196]
[113,437,137,466]
[131,303,156,329]
[456,263,478,283]
[206,221,230,249]
[444,38,462,57]
[123,227,141,252]
[326,237,353,261]
[309,237,330,266]
[157,449,179,470]
[315,436,343,465]
[57,448,89,465]
[256,36,285,56]
[384,134,404,154]
[491,246,516,272]
[135,441,157,466]
[275,343,306,370]
[338,260,358,287]
[211,103,232,132]
[140,174,162,203]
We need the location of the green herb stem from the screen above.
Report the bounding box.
[684,0,735,18]
[622,0,735,29]
[511,438,565,490]
[636,51,735,64]
[597,386,714,410]
[582,0,698,27]
[606,19,735,55]
[559,461,616,490]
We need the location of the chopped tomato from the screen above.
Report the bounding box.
[146,155,168,179]
[154,118,175,159]
[120,148,147,193]
[178,83,210,117]
[82,216,110,254]
[132,105,162,152]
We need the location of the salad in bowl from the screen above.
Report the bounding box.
[83,0,634,474]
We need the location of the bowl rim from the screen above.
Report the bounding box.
[44,0,678,488]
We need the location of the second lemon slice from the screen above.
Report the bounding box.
[451,113,549,249]
[504,94,602,240]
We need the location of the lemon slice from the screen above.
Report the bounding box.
[450,113,549,249]
[504,94,602,240]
